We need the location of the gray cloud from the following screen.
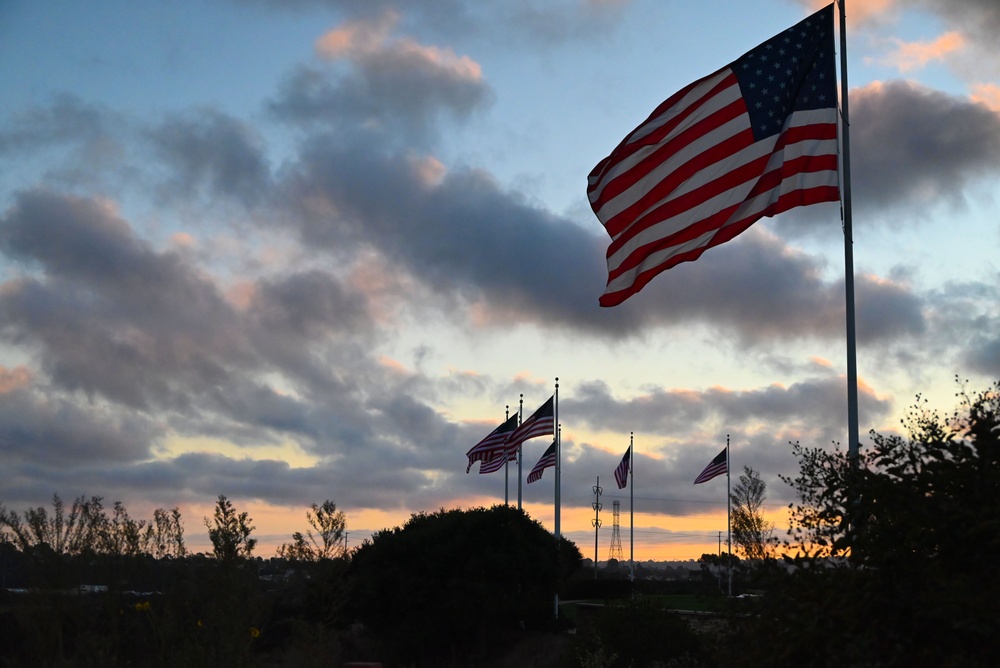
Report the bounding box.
[850,80,1000,214]
[0,190,254,409]
[0,377,160,468]
[564,373,892,444]
[604,227,927,347]
[0,190,383,439]
[267,11,493,150]
[275,129,932,348]
[237,0,625,45]
[910,0,1000,47]
[924,278,1000,376]
[146,109,272,205]
[0,94,115,155]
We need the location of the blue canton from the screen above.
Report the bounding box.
[732,4,836,141]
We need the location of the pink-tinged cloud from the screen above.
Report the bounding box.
[869,32,965,72]
[971,83,1000,112]
[315,11,482,84]
[0,365,32,394]
[802,0,897,27]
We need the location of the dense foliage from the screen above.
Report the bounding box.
[726,381,1000,666]
[346,505,582,665]
[571,598,706,668]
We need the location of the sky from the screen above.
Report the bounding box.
[1,0,999,561]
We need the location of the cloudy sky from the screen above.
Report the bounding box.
[2,0,998,560]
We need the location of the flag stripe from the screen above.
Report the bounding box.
[590,5,839,307]
[592,91,750,232]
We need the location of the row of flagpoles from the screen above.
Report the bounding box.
[465,381,733,581]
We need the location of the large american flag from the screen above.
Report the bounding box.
[466,413,519,473]
[614,446,631,489]
[694,448,728,485]
[589,4,839,307]
[526,441,557,484]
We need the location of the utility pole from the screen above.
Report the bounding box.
[718,531,723,590]
[592,477,602,579]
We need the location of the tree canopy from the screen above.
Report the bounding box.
[346,504,581,665]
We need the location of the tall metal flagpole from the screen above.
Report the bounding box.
[839,0,860,465]
[518,395,524,509]
[553,378,561,619]
[726,434,732,597]
[504,405,510,505]
[629,431,634,581]
[554,379,560,538]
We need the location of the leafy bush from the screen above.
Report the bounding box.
[346,505,581,665]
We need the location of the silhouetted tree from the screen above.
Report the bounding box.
[278,500,346,561]
[148,506,186,558]
[347,505,582,665]
[730,466,776,561]
[0,494,103,556]
[204,494,256,563]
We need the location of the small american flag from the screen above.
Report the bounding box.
[526,441,557,484]
[694,448,728,485]
[589,4,839,306]
[506,396,554,451]
[466,413,519,473]
[614,446,631,489]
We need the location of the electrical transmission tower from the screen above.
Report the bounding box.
[592,477,602,579]
[608,500,624,562]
